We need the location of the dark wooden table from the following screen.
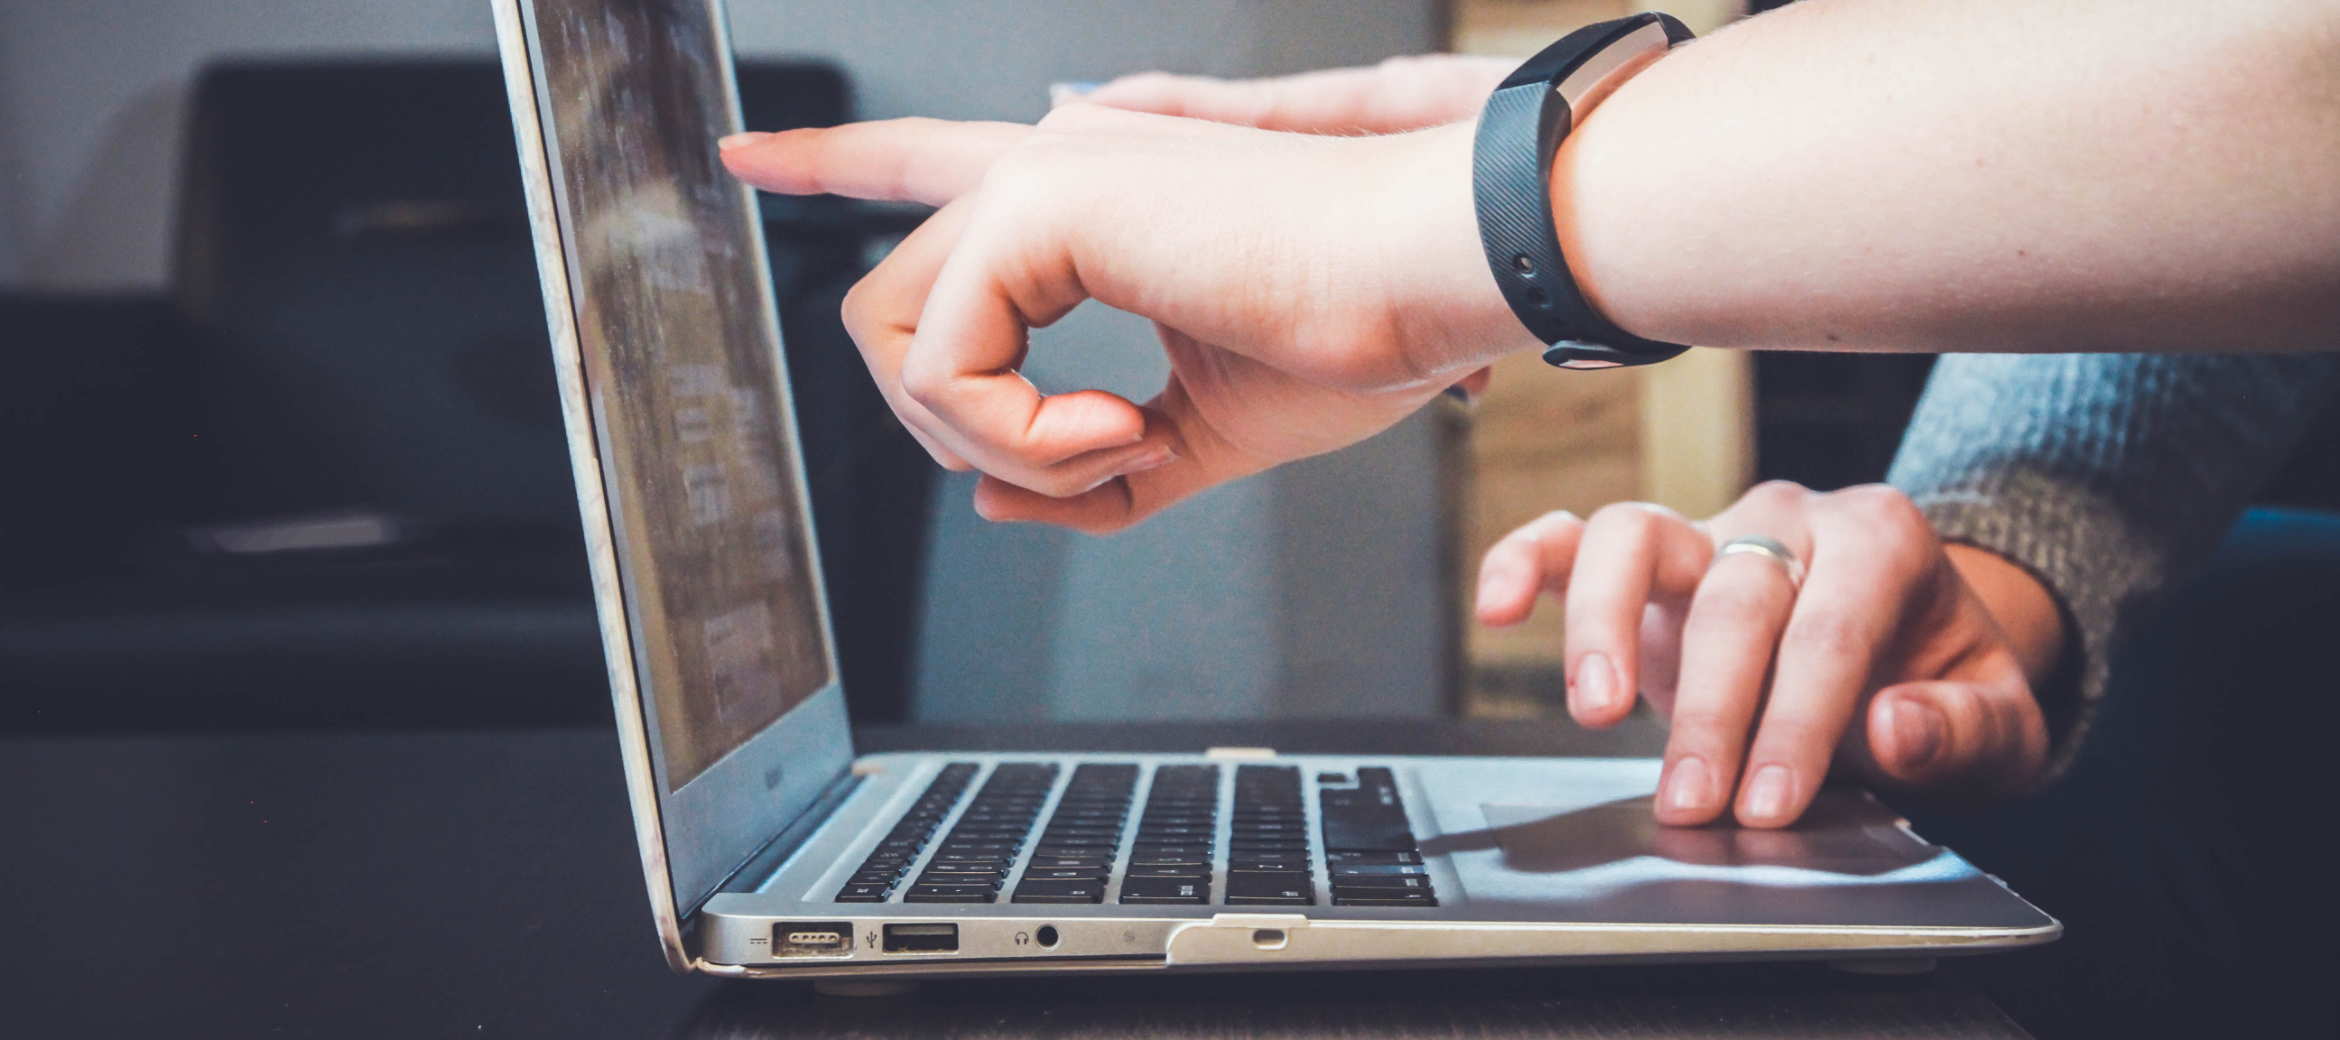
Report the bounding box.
[0,718,2032,1038]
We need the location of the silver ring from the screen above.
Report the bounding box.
[1715,535,1805,589]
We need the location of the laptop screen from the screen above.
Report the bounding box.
[530,0,832,790]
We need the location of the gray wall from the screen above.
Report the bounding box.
[0,0,1457,723]
[913,305,1460,724]
[0,0,1442,290]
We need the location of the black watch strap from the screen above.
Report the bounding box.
[1473,13,1694,369]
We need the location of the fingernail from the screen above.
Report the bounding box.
[1111,445,1176,478]
[717,131,772,151]
[1571,652,1618,715]
[1887,697,1945,769]
[1742,764,1794,822]
[1048,81,1103,107]
[1662,755,1712,813]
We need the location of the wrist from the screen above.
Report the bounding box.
[1944,543,2067,687]
[1375,121,1545,377]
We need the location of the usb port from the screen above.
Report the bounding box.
[773,922,853,957]
[881,922,958,953]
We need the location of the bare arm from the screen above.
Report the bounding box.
[1565,0,2340,353]
[722,0,2340,531]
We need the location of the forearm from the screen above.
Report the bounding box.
[1558,0,2340,353]
[1890,352,2340,773]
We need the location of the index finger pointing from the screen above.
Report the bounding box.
[719,118,1034,205]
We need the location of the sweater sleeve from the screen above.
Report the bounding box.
[1886,353,2340,778]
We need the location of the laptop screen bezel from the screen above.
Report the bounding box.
[495,0,857,960]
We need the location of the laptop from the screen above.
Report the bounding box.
[491,0,2059,980]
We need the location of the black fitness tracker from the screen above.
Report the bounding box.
[1473,13,1695,369]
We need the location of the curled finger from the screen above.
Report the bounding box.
[1564,503,1710,730]
[1475,510,1586,628]
[900,170,1175,494]
[838,197,982,470]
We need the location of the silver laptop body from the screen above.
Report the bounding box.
[493,0,2059,979]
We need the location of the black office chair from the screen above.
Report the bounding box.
[0,58,933,730]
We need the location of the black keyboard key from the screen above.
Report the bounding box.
[1231,820,1306,834]
[1033,845,1116,860]
[1026,856,1112,870]
[930,852,1012,866]
[1226,871,1316,905]
[836,883,892,901]
[1332,872,1433,890]
[917,868,1006,884]
[1325,850,1420,866]
[1012,878,1107,903]
[1320,808,1415,852]
[1137,825,1213,838]
[1119,876,1210,904]
[849,870,905,886]
[1320,766,1418,852]
[1024,867,1110,881]
[1229,859,1310,873]
[1229,843,1308,856]
[1331,863,1430,876]
[1131,843,1212,857]
[1124,863,1210,878]
[905,884,998,903]
[1332,889,1439,907]
[1229,845,1307,858]
[1129,851,1209,866]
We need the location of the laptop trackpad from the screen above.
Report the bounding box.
[1480,795,1928,878]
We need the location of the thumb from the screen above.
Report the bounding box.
[1864,679,2048,796]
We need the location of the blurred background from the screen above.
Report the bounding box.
[0,0,1996,735]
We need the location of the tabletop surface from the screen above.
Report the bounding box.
[0,717,2031,1039]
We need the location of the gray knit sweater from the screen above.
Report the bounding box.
[1887,353,2340,775]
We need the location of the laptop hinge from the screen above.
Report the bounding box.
[699,766,862,909]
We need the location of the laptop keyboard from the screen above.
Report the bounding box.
[834,761,977,902]
[836,760,1436,907]
[1119,764,1220,904]
[903,762,1058,902]
[1226,765,1312,904]
[1322,766,1437,906]
[1013,763,1138,903]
